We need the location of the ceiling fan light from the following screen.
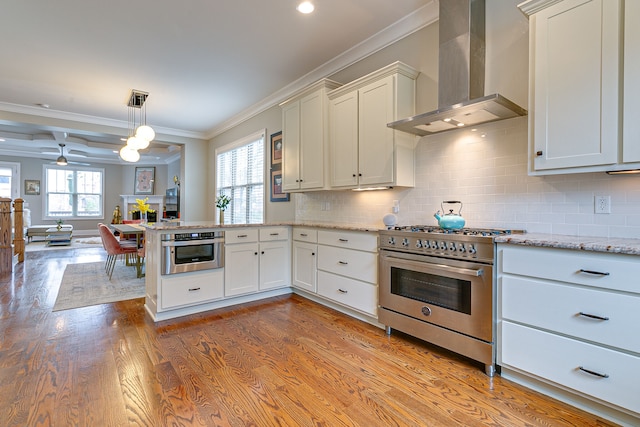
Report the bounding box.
[135,125,155,142]
[56,155,68,166]
[120,145,140,162]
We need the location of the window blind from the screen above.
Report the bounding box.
[216,131,264,224]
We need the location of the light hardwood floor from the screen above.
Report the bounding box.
[0,248,619,426]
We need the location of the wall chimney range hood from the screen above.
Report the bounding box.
[388,0,526,137]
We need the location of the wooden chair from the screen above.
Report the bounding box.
[98,224,138,279]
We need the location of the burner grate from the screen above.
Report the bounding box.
[393,225,515,236]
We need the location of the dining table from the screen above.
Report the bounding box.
[110,223,145,278]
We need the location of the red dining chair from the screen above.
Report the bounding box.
[98,224,138,279]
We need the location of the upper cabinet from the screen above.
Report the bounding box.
[623,1,640,164]
[520,0,621,174]
[328,62,419,189]
[280,79,341,192]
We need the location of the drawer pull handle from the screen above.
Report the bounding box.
[188,287,201,292]
[237,234,248,238]
[339,238,349,242]
[579,269,610,276]
[578,366,609,379]
[270,233,279,236]
[578,312,609,321]
[338,288,348,294]
[338,261,348,265]
[300,233,308,237]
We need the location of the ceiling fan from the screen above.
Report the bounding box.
[48,143,91,166]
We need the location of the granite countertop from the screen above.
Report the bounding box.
[143,221,382,233]
[495,233,640,256]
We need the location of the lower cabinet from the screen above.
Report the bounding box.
[160,269,224,310]
[292,227,318,292]
[315,229,378,317]
[497,244,640,424]
[224,227,290,297]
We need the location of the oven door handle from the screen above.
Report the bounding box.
[382,254,483,277]
[427,263,483,277]
[162,238,224,247]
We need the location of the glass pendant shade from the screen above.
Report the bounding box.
[120,145,140,162]
[126,135,149,150]
[135,125,155,142]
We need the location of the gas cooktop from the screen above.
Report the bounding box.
[389,225,518,237]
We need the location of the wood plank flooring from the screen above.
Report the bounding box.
[0,248,620,426]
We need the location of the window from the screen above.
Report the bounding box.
[0,162,20,199]
[45,166,104,219]
[216,130,264,224]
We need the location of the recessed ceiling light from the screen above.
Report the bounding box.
[297,1,314,14]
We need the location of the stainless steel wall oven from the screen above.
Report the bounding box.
[379,226,516,376]
[161,231,224,275]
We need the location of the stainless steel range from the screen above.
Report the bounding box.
[378,226,519,376]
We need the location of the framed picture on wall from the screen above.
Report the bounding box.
[270,131,289,202]
[25,179,40,195]
[134,167,155,195]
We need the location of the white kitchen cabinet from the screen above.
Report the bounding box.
[519,0,623,174]
[225,227,290,296]
[623,1,640,163]
[160,269,224,310]
[292,227,317,292]
[328,62,418,189]
[280,79,341,192]
[316,229,378,317]
[258,227,290,291]
[497,243,640,424]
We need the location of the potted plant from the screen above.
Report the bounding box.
[215,194,231,224]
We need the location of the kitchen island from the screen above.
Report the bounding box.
[142,221,381,322]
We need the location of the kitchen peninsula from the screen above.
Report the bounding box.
[142,221,380,322]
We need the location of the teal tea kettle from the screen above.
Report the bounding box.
[434,201,466,230]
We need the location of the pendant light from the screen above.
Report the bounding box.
[120,90,155,162]
[56,143,68,166]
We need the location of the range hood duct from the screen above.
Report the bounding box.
[388,0,526,137]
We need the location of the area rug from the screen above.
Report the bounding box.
[26,237,103,252]
[53,261,144,311]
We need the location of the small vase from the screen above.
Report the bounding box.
[219,210,224,225]
[140,211,148,224]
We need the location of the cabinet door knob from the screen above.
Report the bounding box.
[254,252,258,255]
[261,251,265,255]
[352,174,356,177]
[536,150,543,156]
[311,252,315,256]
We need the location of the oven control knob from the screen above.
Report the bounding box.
[415,240,422,248]
[448,242,456,251]
[402,238,409,247]
[458,243,465,252]
[439,241,446,250]
[467,244,477,254]
[422,240,430,249]
[388,237,395,245]
[421,306,432,317]
[430,240,437,249]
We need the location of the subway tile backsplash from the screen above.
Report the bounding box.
[295,116,640,239]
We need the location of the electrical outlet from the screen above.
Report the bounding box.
[392,200,399,214]
[595,195,611,214]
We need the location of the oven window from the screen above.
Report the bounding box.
[174,244,215,264]
[390,267,471,314]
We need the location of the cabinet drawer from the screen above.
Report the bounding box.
[317,245,377,283]
[500,321,640,414]
[501,276,640,353]
[259,227,289,241]
[293,227,318,243]
[225,228,259,244]
[500,245,640,293]
[318,230,377,252]
[161,269,224,309]
[317,271,377,316]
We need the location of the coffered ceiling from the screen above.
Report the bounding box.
[0,0,436,165]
